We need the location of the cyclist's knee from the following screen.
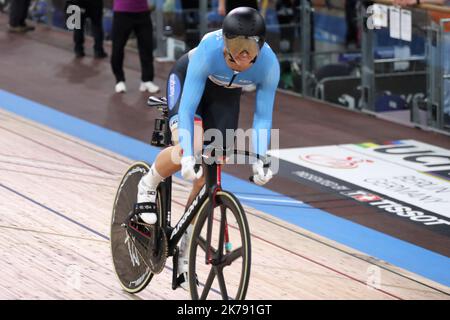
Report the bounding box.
[161,143,181,166]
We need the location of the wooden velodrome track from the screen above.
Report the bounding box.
[0,109,448,299]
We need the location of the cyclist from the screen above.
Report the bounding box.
[135,7,279,289]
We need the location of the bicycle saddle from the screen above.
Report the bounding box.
[147,96,168,108]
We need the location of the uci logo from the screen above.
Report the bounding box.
[374,144,450,169]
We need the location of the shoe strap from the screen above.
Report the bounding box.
[134,202,156,214]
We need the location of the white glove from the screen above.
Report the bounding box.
[252,159,273,186]
[181,156,203,181]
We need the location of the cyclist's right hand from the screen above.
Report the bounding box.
[252,159,273,186]
[181,156,203,181]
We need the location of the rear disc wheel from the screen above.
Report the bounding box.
[110,162,164,293]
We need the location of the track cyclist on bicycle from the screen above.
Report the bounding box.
[135,7,279,289]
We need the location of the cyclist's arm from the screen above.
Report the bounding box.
[178,47,210,158]
[252,58,280,157]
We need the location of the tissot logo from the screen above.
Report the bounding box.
[349,193,382,202]
[341,190,450,227]
[300,154,374,169]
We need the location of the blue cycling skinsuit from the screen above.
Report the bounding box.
[166,29,280,158]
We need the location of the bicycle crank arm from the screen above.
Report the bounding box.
[205,186,218,264]
[171,247,179,290]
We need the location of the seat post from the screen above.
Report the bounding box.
[204,162,218,190]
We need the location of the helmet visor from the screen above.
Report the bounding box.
[224,35,260,63]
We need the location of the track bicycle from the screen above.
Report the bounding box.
[110,96,270,300]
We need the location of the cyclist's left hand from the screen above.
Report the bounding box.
[252,159,273,186]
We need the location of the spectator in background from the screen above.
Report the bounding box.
[180,0,200,50]
[66,0,108,58]
[8,0,35,33]
[275,0,314,52]
[345,0,358,48]
[111,0,160,94]
[218,0,259,15]
[163,0,176,29]
[276,0,300,53]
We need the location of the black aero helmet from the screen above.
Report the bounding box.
[222,7,266,47]
[222,7,266,61]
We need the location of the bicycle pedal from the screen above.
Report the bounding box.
[171,248,179,290]
[175,273,199,290]
[176,273,188,290]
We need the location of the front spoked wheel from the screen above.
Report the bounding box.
[189,191,251,300]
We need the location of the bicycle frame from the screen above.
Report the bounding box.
[157,156,223,290]
[158,161,222,256]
